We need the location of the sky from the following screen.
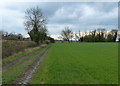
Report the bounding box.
[0,2,118,37]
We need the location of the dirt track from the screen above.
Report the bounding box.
[12,45,51,84]
[2,47,41,72]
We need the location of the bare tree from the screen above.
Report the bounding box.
[75,30,81,42]
[61,27,73,42]
[24,6,47,44]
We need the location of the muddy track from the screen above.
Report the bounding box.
[12,45,51,85]
[2,47,41,72]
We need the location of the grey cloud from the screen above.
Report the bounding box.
[49,3,118,25]
[1,2,118,35]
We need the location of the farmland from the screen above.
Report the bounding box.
[31,42,118,84]
[2,42,118,84]
[1,2,119,85]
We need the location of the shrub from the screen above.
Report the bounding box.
[2,40,36,58]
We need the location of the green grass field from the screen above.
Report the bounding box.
[31,42,118,84]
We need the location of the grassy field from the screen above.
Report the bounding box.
[31,42,118,84]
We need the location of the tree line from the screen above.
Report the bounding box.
[1,31,55,43]
[61,27,119,42]
[1,32,28,41]
[2,6,119,44]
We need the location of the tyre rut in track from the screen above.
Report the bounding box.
[12,45,51,84]
[2,47,41,72]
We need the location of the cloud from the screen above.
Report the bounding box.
[1,8,25,33]
[47,24,75,35]
[46,2,118,35]
[49,3,118,25]
[1,2,118,37]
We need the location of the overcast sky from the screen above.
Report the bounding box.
[0,2,118,36]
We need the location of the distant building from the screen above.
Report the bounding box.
[116,31,120,41]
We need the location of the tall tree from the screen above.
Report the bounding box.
[96,29,106,42]
[110,29,118,42]
[75,30,81,42]
[61,27,73,42]
[91,30,96,42]
[24,6,47,45]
